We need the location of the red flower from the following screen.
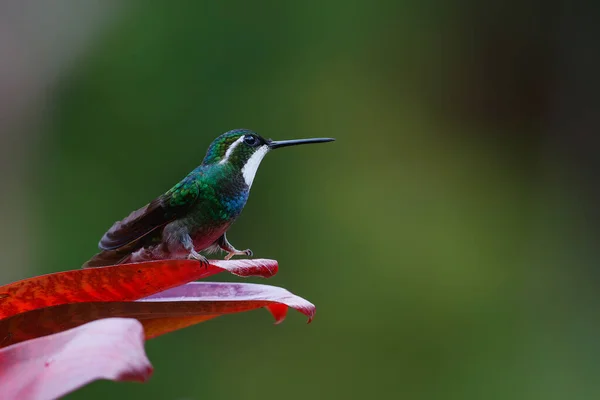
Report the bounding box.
[0,259,315,399]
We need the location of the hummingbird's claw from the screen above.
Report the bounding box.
[188,250,209,268]
[224,249,253,260]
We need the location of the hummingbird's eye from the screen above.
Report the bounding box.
[243,135,258,147]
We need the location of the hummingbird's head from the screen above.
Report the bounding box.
[203,129,335,187]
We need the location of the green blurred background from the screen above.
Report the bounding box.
[2,1,600,399]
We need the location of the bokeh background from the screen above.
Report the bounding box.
[2,1,600,399]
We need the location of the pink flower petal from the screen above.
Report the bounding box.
[141,281,316,324]
[0,318,152,400]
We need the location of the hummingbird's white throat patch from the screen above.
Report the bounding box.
[219,136,245,164]
[242,145,269,187]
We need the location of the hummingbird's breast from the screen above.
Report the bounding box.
[183,169,249,250]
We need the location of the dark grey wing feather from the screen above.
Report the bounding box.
[99,174,201,250]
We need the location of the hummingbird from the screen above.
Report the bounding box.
[82,129,334,268]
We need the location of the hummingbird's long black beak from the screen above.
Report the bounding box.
[267,138,335,149]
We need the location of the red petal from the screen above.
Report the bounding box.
[0,259,278,319]
[0,318,152,400]
[210,259,278,278]
[0,283,314,347]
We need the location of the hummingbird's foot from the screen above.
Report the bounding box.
[216,233,253,260]
[224,249,253,260]
[187,249,209,268]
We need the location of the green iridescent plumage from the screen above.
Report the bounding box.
[166,172,201,207]
[202,129,253,164]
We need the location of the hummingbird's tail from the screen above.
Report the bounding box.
[82,249,130,268]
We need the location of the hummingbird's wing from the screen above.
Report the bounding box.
[98,173,202,251]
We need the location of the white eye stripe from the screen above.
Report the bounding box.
[219,136,245,164]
